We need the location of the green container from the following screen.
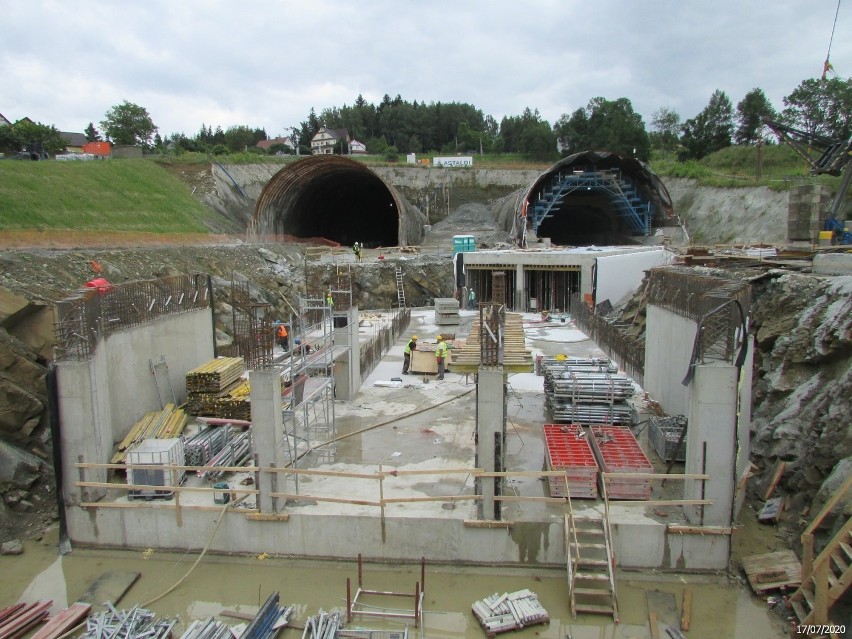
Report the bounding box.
[213,482,231,504]
[452,235,475,255]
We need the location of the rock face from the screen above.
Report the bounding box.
[749,272,852,498]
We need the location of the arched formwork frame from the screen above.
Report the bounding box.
[253,155,424,247]
[513,151,676,246]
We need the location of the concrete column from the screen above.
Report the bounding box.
[333,305,360,400]
[684,363,738,528]
[476,366,506,520]
[250,370,284,514]
[515,264,525,311]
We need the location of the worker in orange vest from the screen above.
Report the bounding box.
[276,323,289,350]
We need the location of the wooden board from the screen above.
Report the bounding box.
[74,571,140,609]
[758,497,784,523]
[30,602,92,639]
[646,590,679,638]
[741,550,802,594]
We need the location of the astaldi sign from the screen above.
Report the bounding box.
[433,156,473,167]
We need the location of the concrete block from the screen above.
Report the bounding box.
[813,253,852,275]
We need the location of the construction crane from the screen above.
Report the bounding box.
[764,118,852,244]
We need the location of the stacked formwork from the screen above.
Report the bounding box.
[542,358,635,425]
[788,183,832,242]
[589,425,653,500]
[543,424,599,499]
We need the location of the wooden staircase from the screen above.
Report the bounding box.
[788,476,852,632]
[564,478,618,622]
[395,267,406,308]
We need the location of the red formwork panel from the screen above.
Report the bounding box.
[588,425,653,500]
[543,424,599,499]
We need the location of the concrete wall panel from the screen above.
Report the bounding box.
[644,305,696,416]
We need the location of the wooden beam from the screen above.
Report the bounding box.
[681,589,692,631]
[464,519,514,529]
[667,525,733,535]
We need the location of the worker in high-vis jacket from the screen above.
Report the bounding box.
[402,335,417,374]
[276,322,289,351]
[435,335,448,380]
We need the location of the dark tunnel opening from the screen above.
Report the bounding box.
[535,194,632,246]
[521,151,675,248]
[282,171,399,247]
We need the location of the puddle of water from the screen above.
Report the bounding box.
[1,529,788,639]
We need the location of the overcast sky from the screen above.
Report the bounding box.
[1,1,848,139]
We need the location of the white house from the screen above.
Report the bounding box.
[349,139,367,154]
[311,128,349,155]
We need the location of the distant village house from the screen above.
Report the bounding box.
[256,136,295,154]
[310,127,349,155]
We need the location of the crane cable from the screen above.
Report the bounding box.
[823,0,841,79]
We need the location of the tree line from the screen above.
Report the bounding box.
[2,76,849,162]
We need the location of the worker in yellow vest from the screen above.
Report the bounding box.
[435,335,448,380]
[402,335,417,375]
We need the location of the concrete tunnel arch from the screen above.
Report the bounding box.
[514,151,676,246]
[253,155,425,247]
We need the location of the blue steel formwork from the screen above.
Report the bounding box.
[528,168,653,237]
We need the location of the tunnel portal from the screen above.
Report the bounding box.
[254,156,422,248]
[518,151,675,247]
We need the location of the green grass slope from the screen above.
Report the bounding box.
[0,159,212,232]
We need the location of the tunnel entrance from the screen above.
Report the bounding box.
[519,151,675,247]
[254,156,407,248]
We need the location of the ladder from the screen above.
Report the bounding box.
[564,479,618,621]
[789,476,852,629]
[149,355,176,408]
[395,267,406,308]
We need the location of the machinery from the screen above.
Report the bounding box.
[764,118,852,244]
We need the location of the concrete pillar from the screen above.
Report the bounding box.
[515,264,525,311]
[333,305,360,400]
[476,366,506,520]
[250,369,284,514]
[684,363,738,527]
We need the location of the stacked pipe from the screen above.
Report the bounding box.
[471,589,549,636]
[179,618,234,639]
[80,604,177,639]
[198,429,252,481]
[184,425,234,466]
[300,610,340,639]
[542,359,635,426]
[242,593,293,639]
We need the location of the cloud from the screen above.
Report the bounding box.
[1,0,848,136]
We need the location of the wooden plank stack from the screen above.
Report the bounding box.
[0,601,53,639]
[186,357,245,393]
[111,404,188,464]
[186,357,250,420]
[451,313,533,374]
[471,590,548,637]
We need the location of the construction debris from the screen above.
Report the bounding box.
[79,604,177,639]
[471,589,549,636]
[242,592,292,639]
[300,610,340,639]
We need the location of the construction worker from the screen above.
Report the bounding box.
[402,335,417,374]
[352,242,362,262]
[326,292,334,308]
[276,322,289,350]
[468,288,476,310]
[435,335,448,380]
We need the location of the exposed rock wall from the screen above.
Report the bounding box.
[749,272,852,501]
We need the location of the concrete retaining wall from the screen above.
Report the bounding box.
[57,309,214,508]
